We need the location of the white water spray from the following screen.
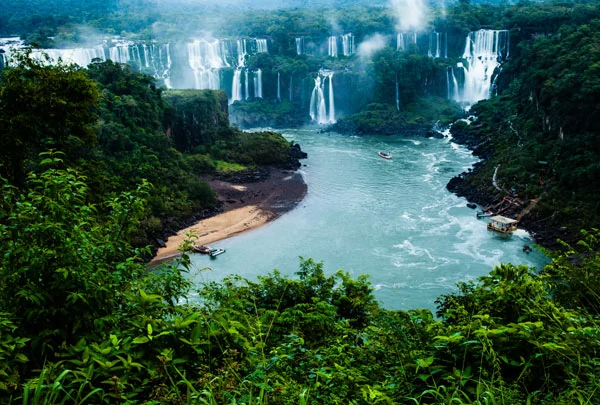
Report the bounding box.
[389,0,427,32]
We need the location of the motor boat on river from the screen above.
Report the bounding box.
[209,247,226,257]
[378,151,392,159]
[192,245,211,254]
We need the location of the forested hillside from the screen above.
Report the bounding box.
[0,51,301,253]
[446,1,600,248]
[1,0,600,403]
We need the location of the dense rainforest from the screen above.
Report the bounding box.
[3,0,599,246]
[0,51,302,255]
[1,0,600,403]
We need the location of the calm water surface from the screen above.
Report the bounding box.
[188,127,547,312]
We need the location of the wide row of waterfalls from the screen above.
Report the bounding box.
[1,29,509,122]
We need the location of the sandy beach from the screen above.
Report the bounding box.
[151,169,307,263]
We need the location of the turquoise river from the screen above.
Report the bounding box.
[188,127,548,313]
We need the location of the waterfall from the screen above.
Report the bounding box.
[450,66,459,101]
[237,39,247,66]
[327,72,335,123]
[309,77,321,121]
[188,39,228,90]
[341,33,354,56]
[163,44,172,88]
[0,37,24,68]
[310,76,326,123]
[188,37,267,95]
[245,70,249,100]
[453,29,510,107]
[277,72,281,101]
[231,39,266,102]
[428,32,445,58]
[230,39,247,104]
[328,36,338,57]
[231,69,243,103]
[255,39,268,53]
[131,45,142,67]
[109,43,129,63]
[33,46,105,68]
[142,44,149,67]
[309,70,336,124]
[397,32,417,52]
[446,67,460,100]
[255,69,263,98]
[106,41,171,87]
[5,36,271,96]
[295,37,303,55]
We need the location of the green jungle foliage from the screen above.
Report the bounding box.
[332,98,461,136]
[0,53,298,249]
[230,99,307,129]
[1,161,599,403]
[1,1,600,403]
[446,4,600,244]
[0,50,99,187]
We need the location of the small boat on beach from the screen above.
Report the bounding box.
[209,247,226,257]
[487,215,519,234]
[378,151,392,159]
[192,245,211,254]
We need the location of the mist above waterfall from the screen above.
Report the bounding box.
[389,0,428,32]
[357,34,389,59]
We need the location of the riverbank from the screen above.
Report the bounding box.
[446,130,577,251]
[151,168,307,264]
